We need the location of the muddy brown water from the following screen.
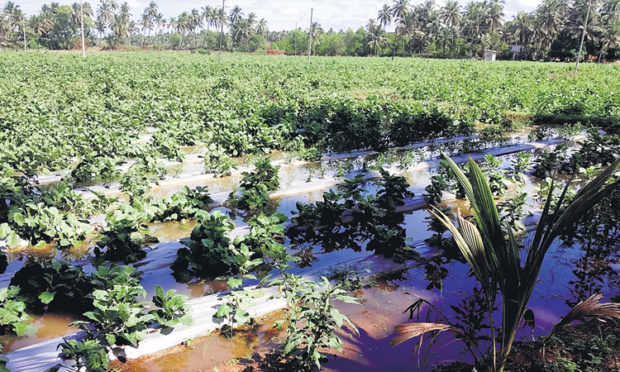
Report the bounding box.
[4,138,612,368]
[121,226,618,372]
[0,313,77,353]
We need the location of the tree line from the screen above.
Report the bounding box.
[0,0,618,60]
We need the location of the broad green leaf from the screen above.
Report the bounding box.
[38,291,55,305]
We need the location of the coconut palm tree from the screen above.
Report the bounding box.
[228,5,243,27]
[390,0,410,58]
[214,7,226,31]
[601,0,620,24]
[174,12,190,48]
[565,0,602,45]
[598,17,619,61]
[394,154,620,372]
[441,0,462,28]
[11,7,26,50]
[310,22,323,55]
[201,5,214,31]
[237,18,254,50]
[189,8,202,49]
[597,0,620,60]
[214,7,227,51]
[71,2,92,28]
[70,2,92,51]
[0,12,9,50]
[487,0,504,34]
[533,0,569,55]
[441,0,462,53]
[366,18,385,55]
[246,12,256,28]
[228,5,243,49]
[256,18,268,36]
[462,1,485,43]
[31,12,53,38]
[142,1,160,43]
[96,0,118,38]
[402,10,427,54]
[511,11,533,45]
[109,1,131,47]
[3,1,25,44]
[426,9,442,49]
[378,4,392,33]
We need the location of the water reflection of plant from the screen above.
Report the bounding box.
[395,289,493,366]
[289,168,415,259]
[394,154,619,371]
[563,187,620,307]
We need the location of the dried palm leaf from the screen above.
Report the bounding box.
[553,294,620,332]
[391,322,457,346]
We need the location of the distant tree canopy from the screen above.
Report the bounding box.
[0,0,618,60]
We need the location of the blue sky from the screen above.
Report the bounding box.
[12,0,541,31]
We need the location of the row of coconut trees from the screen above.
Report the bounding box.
[1,0,618,59]
[363,0,619,59]
[138,2,268,49]
[0,0,269,50]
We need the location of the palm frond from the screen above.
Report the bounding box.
[429,207,490,286]
[391,322,457,346]
[553,294,620,332]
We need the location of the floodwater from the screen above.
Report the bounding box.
[4,130,611,369]
[0,313,77,352]
[119,223,617,372]
[119,212,619,372]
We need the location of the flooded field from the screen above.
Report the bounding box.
[2,125,618,372]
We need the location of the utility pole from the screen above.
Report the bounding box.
[23,20,26,51]
[218,0,225,63]
[307,8,313,62]
[575,0,592,74]
[80,2,86,58]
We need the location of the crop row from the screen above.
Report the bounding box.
[0,53,617,176]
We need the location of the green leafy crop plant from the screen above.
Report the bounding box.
[0,286,34,337]
[171,210,239,282]
[1,54,616,177]
[226,158,280,213]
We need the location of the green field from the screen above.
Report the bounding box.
[1,52,618,174]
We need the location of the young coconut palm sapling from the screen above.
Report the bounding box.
[393,153,620,371]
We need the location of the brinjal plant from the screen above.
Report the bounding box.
[171,210,237,282]
[152,186,212,222]
[276,277,359,371]
[96,206,158,263]
[70,155,120,186]
[58,338,109,372]
[0,286,34,337]
[214,243,264,338]
[226,158,280,212]
[150,286,193,331]
[203,145,237,177]
[10,259,93,314]
[481,154,509,196]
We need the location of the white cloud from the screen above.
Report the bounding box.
[12,0,543,31]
